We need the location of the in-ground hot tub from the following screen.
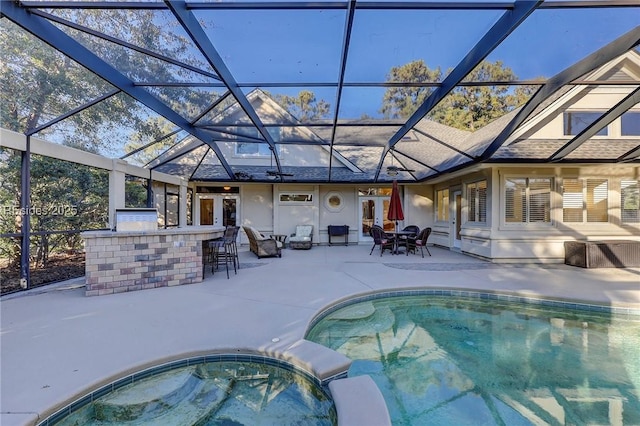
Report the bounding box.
[39,355,337,425]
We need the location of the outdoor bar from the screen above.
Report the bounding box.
[82,226,224,296]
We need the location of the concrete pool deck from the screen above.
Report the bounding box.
[2,244,640,426]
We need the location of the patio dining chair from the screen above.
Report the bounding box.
[407,227,432,258]
[369,225,395,256]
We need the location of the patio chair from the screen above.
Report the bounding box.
[289,225,314,250]
[242,226,282,258]
[407,227,432,257]
[369,225,395,256]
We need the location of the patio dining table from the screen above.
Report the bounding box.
[391,230,416,255]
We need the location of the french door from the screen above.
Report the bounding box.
[195,194,238,227]
[359,196,393,242]
[451,191,462,249]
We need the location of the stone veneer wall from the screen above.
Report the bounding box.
[83,228,223,296]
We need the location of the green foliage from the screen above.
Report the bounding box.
[28,154,109,265]
[273,90,331,121]
[0,148,109,267]
[125,176,149,208]
[381,60,539,131]
[0,148,22,265]
[380,60,442,119]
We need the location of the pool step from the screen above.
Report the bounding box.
[90,368,233,424]
[94,367,201,421]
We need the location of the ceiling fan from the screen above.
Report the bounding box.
[386,150,415,176]
[266,150,294,178]
[266,170,294,178]
[386,165,415,176]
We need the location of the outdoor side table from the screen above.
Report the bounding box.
[270,234,288,248]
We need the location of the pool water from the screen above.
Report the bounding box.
[306,295,640,426]
[49,360,336,425]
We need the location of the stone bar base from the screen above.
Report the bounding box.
[82,227,224,296]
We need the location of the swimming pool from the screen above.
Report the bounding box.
[306,292,640,425]
[41,356,336,425]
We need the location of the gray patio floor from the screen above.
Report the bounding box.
[2,244,639,426]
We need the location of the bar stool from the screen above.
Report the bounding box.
[208,226,240,279]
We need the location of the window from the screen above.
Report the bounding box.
[621,180,639,223]
[504,178,551,224]
[324,192,344,212]
[621,112,640,136]
[436,189,449,222]
[236,142,272,156]
[467,180,487,223]
[562,178,608,223]
[279,193,313,203]
[563,112,607,136]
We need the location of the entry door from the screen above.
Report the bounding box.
[195,195,238,227]
[451,191,462,249]
[359,197,393,242]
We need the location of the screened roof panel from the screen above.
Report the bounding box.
[337,86,434,120]
[142,86,227,122]
[482,7,640,81]
[49,23,217,83]
[194,9,346,84]
[332,125,403,147]
[2,1,638,183]
[32,92,178,158]
[345,9,504,83]
[42,8,217,75]
[0,18,118,134]
[123,129,190,167]
[240,87,337,125]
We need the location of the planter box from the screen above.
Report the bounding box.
[564,240,640,268]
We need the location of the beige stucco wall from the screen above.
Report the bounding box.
[318,186,358,244]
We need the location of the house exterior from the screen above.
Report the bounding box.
[2,52,638,264]
[173,51,639,262]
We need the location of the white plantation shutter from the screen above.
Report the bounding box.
[621,180,640,223]
[529,179,550,222]
[563,179,583,222]
[467,184,477,221]
[478,180,487,222]
[437,189,449,222]
[467,180,487,223]
[505,178,526,223]
[586,179,608,222]
[505,177,550,224]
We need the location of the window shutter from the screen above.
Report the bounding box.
[478,180,487,223]
[505,178,526,223]
[563,179,583,222]
[621,180,639,223]
[529,179,550,222]
[467,183,477,222]
[586,179,608,222]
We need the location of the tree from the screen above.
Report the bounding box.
[273,90,331,121]
[380,60,442,119]
[0,10,208,278]
[432,61,538,131]
[381,60,539,131]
